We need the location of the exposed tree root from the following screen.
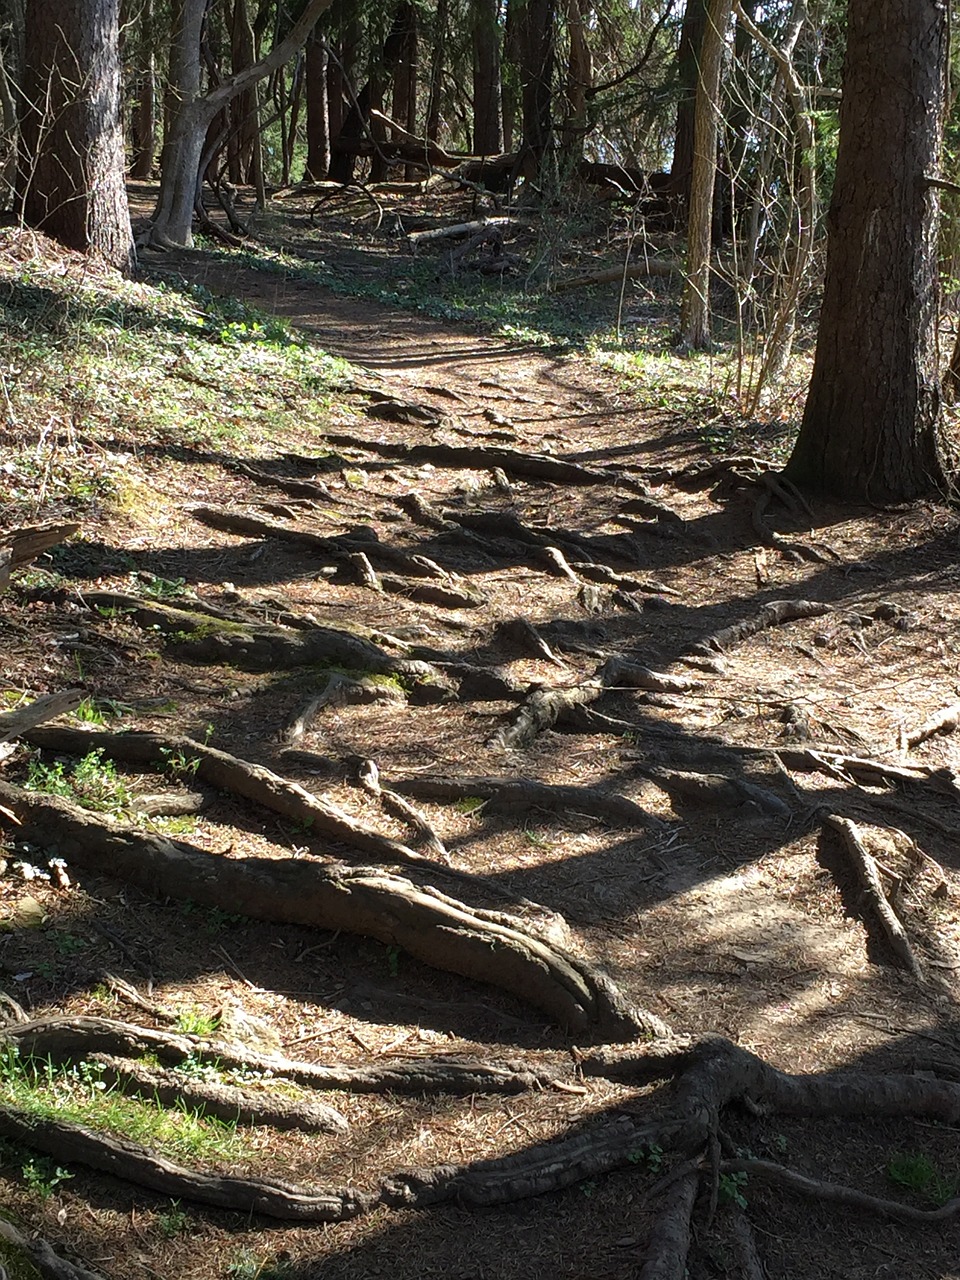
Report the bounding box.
[823,814,924,979]
[0,1212,106,1280]
[601,658,703,694]
[0,1105,374,1223]
[2,1027,959,1261]
[390,772,666,829]
[693,598,832,656]
[719,1157,960,1223]
[4,1016,552,1096]
[496,617,566,665]
[88,1052,350,1133]
[188,504,452,580]
[229,459,335,502]
[490,681,604,749]
[23,726,429,869]
[902,702,960,750]
[777,746,960,799]
[282,673,404,744]
[82,591,441,683]
[323,431,654,493]
[638,1168,699,1280]
[357,759,450,861]
[0,783,653,1039]
[640,767,791,818]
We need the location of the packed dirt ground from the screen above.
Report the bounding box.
[0,187,959,1280]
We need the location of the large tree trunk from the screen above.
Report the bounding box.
[678,0,732,350]
[425,0,448,142]
[145,0,332,249]
[129,0,157,179]
[561,0,591,164]
[784,0,950,500]
[517,0,556,181]
[472,0,503,156]
[303,30,330,180]
[19,0,134,272]
[668,0,707,221]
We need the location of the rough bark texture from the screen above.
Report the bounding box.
[678,0,732,349]
[19,0,134,272]
[472,0,503,155]
[303,30,331,179]
[784,0,949,500]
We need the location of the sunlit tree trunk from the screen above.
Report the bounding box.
[19,0,134,272]
[785,0,950,499]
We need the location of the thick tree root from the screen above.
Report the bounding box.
[24,726,428,869]
[88,1053,350,1133]
[0,1213,106,1280]
[490,682,604,749]
[4,1015,552,1096]
[0,1106,374,1223]
[82,591,439,681]
[390,773,666,829]
[357,760,450,861]
[323,431,653,492]
[0,783,654,1040]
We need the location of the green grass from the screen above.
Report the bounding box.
[0,1045,244,1166]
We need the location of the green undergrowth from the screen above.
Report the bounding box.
[0,227,357,526]
[0,1044,245,1166]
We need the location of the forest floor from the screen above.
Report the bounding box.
[0,185,959,1280]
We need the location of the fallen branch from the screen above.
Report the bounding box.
[551,259,682,294]
[902,702,960,751]
[823,814,924,979]
[0,521,79,590]
[694,599,832,655]
[0,688,84,743]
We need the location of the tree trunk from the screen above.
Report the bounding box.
[129,0,157,179]
[784,0,950,500]
[678,0,732,351]
[561,0,591,164]
[19,0,134,273]
[517,0,556,181]
[425,0,448,142]
[145,0,332,249]
[303,31,330,180]
[390,2,417,179]
[472,0,503,156]
[668,0,707,221]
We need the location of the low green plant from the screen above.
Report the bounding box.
[887,1152,955,1205]
[0,1043,242,1164]
[386,945,401,978]
[25,748,131,816]
[157,1200,191,1238]
[225,1248,292,1280]
[71,697,107,725]
[175,1007,221,1037]
[21,1156,72,1200]
[453,796,485,815]
[628,1143,664,1173]
[718,1170,748,1210]
[139,574,187,601]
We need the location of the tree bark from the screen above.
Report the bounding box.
[19,0,134,272]
[472,0,503,155]
[517,0,555,180]
[678,0,732,350]
[668,0,707,221]
[784,0,951,500]
[303,29,331,179]
[145,0,332,249]
[425,0,448,141]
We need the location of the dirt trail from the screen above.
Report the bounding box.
[4,228,960,1279]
